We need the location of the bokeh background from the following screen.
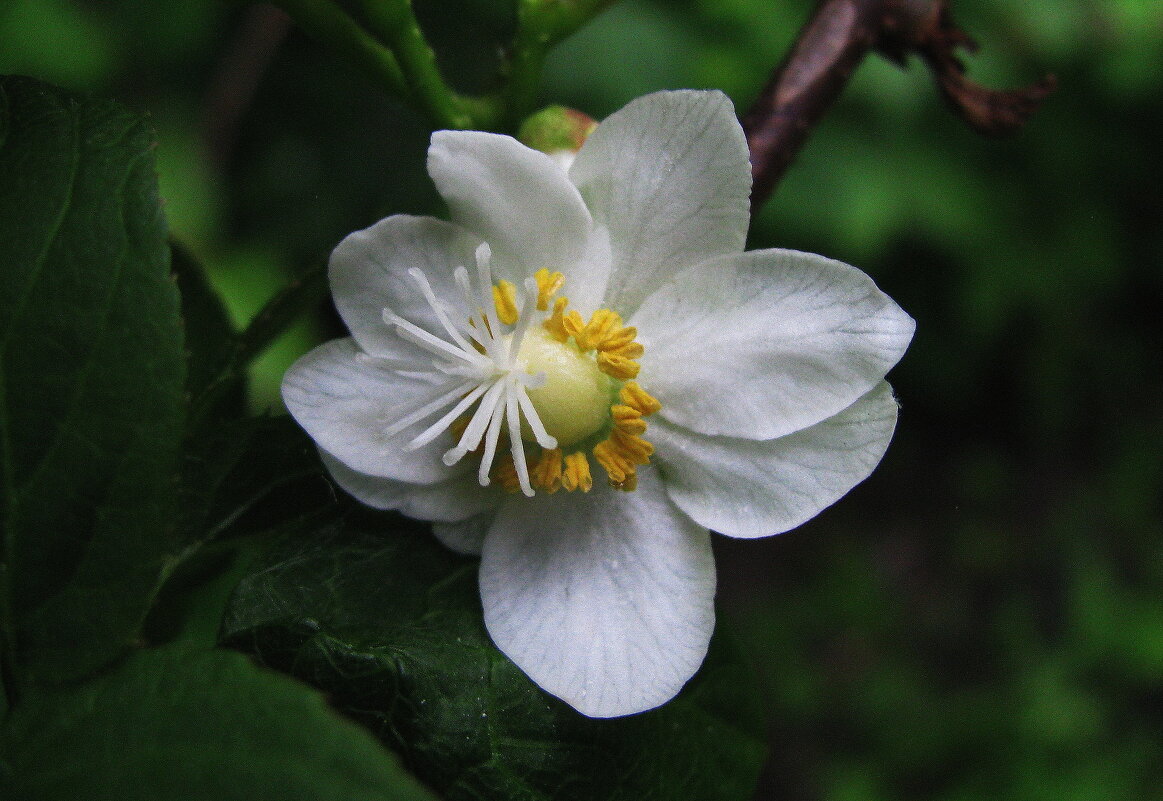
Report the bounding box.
[3,1,1159,798]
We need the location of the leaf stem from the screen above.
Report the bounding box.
[743,0,1054,210]
[268,0,410,102]
[504,0,619,127]
[357,0,499,129]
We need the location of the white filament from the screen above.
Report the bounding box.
[381,247,557,496]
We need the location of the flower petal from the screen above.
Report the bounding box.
[568,90,751,318]
[432,514,492,556]
[328,215,479,355]
[281,337,458,484]
[635,249,914,439]
[479,469,715,718]
[427,131,593,280]
[651,382,899,538]
[319,450,496,523]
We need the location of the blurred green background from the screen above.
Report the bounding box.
[3,1,1159,799]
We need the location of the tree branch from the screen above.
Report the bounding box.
[743,0,1055,211]
[269,0,409,101]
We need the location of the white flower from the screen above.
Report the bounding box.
[282,90,914,718]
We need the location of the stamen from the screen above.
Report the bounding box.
[620,381,661,415]
[493,280,519,325]
[534,268,565,310]
[599,325,638,353]
[505,378,534,496]
[444,378,504,465]
[384,379,478,438]
[475,243,506,360]
[614,472,637,492]
[592,429,654,487]
[385,310,485,366]
[514,382,558,449]
[602,340,644,360]
[543,297,571,342]
[592,440,634,484]
[475,386,508,484]
[610,404,647,435]
[491,454,522,494]
[406,380,492,450]
[507,278,543,366]
[611,427,654,462]
[577,309,622,351]
[561,452,593,492]
[531,448,563,492]
[562,310,586,343]
[406,268,476,353]
[596,352,640,379]
[387,257,661,498]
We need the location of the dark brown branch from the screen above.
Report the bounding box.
[743,0,1055,211]
[742,0,887,209]
[898,1,1057,136]
[203,4,293,167]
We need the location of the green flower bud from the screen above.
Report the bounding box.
[517,105,598,167]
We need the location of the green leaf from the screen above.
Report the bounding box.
[0,76,185,686]
[231,265,327,372]
[0,643,440,801]
[170,239,243,421]
[184,263,326,427]
[179,415,327,550]
[222,516,767,801]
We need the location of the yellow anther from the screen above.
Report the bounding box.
[597,352,640,380]
[576,309,622,351]
[597,326,638,353]
[543,296,571,342]
[562,310,586,344]
[602,340,644,360]
[491,454,522,494]
[611,427,653,463]
[531,448,563,493]
[534,269,565,311]
[592,440,634,484]
[610,404,647,435]
[492,280,519,325]
[620,381,661,416]
[561,451,593,492]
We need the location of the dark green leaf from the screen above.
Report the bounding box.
[178,415,332,548]
[222,517,767,801]
[170,238,244,421]
[185,264,326,427]
[0,76,185,685]
[231,264,327,369]
[0,643,440,801]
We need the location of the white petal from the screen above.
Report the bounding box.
[479,469,715,718]
[651,382,899,538]
[281,338,460,484]
[319,450,497,523]
[635,249,914,439]
[432,514,492,556]
[328,215,478,354]
[427,131,593,280]
[568,90,751,318]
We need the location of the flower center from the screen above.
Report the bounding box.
[515,326,610,447]
[380,243,660,497]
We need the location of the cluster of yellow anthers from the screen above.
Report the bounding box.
[488,268,662,494]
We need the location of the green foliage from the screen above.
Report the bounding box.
[0,67,767,800]
[0,643,439,801]
[0,75,185,686]
[222,516,768,801]
[1,1,1161,800]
